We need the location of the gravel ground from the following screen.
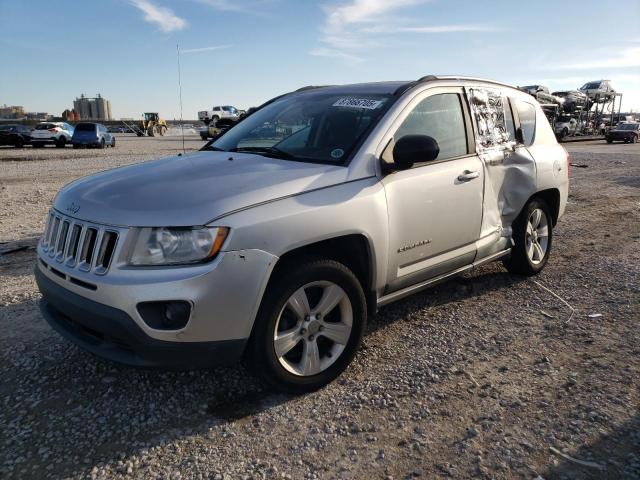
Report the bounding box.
[0,137,638,480]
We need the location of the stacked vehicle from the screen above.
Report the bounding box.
[519,79,623,142]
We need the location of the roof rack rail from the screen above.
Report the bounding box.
[416,75,438,82]
[393,75,439,96]
[294,85,330,92]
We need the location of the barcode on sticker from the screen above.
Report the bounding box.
[333,98,384,109]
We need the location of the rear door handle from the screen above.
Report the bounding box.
[457,170,479,182]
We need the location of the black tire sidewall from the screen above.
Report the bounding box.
[249,259,367,393]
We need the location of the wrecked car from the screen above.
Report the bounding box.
[552,90,591,113]
[36,76,569,392]
[519,85,561,106]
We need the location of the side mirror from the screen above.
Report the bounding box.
[391,135,440,170]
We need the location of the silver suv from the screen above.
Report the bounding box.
[36,76,568,392]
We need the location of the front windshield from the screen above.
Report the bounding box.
[208,92,391,163]
[617,123,639,130]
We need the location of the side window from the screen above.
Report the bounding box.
[504,98,516,142]
[515,100,536,146]
[468,88,509,149]
[394,93,468,161]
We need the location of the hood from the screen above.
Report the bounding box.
[54,151,350,227]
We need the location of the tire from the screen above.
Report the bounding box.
[111,137,116,147]
[503,198,553,276]
[15,137,24,148]
[211,115,219,127]
[55,137,66,148]
[246,258,367,394]
[632,135,638,144]
[72,144,80,149]
[99,138,105,149]
[158,125,167,136]
[606,138,613,144]
[136,132,144,137]
[200,133,208,140]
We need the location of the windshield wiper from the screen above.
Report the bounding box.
[202,145,225,151]
[229,146,295,160]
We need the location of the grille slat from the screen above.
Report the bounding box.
[40,210,121,275]
[55,220,70,261]
[48,217,61,257]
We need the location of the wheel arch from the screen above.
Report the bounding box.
[265,234,377,317]
[530,188,561,226]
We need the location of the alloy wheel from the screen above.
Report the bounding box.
[525,208,549,265]
[274,281,353,377]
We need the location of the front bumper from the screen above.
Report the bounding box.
[36,267,247,368]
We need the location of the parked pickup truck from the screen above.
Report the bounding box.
[36,76,568,393]
[197,105,241,125]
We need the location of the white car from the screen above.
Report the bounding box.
[197,105,240,125]
[554,115,582,139]
[31,122,75,148]
[579,80,615,102]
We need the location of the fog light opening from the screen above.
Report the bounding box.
[137,301,191,331]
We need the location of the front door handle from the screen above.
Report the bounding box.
[457,170,479,182]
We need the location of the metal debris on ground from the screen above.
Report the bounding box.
[0,245,34,256]
[549,446,605,471]
[531,280,576,323]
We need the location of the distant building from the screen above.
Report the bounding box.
[62,109,80,121]
[0,104,25,119]
[24,112,50,121]
[73,94,112,121]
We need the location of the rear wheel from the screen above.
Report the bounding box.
[55,137,66,148]
[606,138,613,144]
[246,259,367,393]
[503,198,553,276]
[15,137,24,148]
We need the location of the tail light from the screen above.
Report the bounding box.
[562,146,570,176]
[48,127,60,133]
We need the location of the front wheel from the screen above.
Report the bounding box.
[99,138,105,149]
[632,135,638,144]
[111,137,116,147]
[606,138,613,144]
[246,259,367,393]
[503,198,553,276]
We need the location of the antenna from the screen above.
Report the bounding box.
[176,43,186,155]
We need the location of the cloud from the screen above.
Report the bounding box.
[313,0,501,64]
[362,24,504,34]
[180,44,232,53]
[309,47,364,63]
[130,0,187,32]
[550,47,640,70]
[195,0,275,15]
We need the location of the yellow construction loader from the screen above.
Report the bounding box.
[136,113,168,137]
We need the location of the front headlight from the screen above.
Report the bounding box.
[129,226,229,266]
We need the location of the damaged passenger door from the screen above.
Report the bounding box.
[381,88,484,292]
[466,87,537,260]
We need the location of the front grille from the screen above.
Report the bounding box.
[40,211,121,275]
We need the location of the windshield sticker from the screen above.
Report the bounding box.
[333,98,384,109]
[331,148,345,159]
